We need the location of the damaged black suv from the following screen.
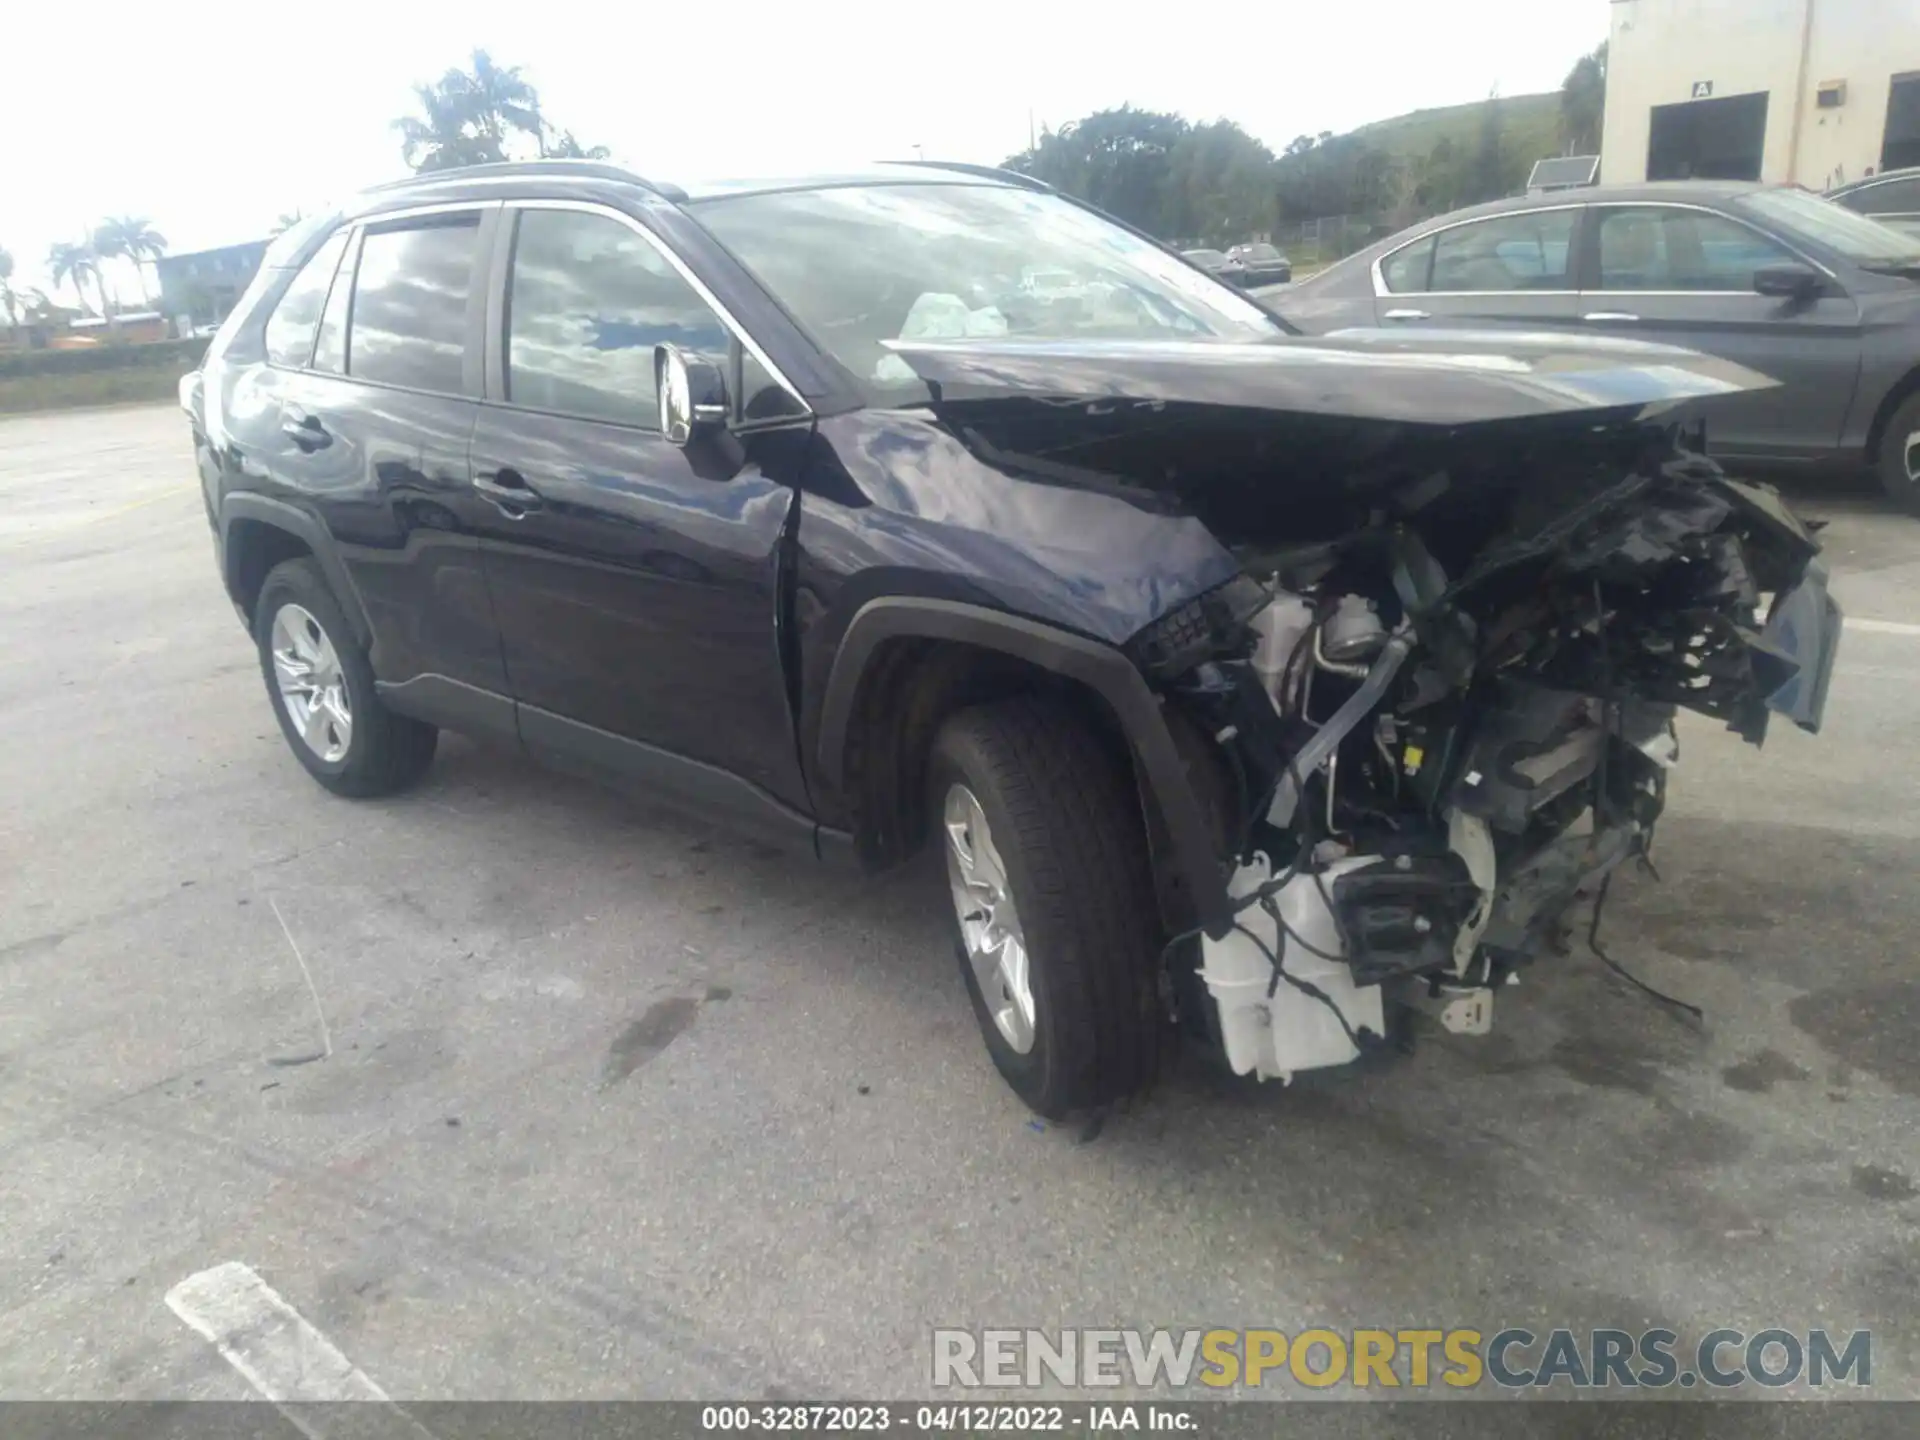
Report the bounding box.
[182,160,1842,1118]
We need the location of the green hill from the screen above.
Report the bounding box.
[1270,90,1574,251]
[1351,91,1564,166]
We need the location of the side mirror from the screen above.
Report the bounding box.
[1753,262,1823,301]
[655,344,728,446]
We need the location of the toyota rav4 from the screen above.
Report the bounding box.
[181,160,1841,1118]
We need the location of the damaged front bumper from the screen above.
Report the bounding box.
[1163,461,1843,1083]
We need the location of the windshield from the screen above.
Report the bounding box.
[1237,244,1281,260]
[693,183,1283,399]
[1184,249,1227,263]
[1737,187,1920,266]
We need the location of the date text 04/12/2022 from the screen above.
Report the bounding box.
[700,1404,1193,1431]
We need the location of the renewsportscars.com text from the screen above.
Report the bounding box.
[931,1327,1871,1391]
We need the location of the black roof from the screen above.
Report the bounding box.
[264,158,1045,269]
[349,158,1039,208]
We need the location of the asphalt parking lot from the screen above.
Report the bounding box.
[3,404,1918,1405]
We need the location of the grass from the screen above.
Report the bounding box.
[0,363,188,414]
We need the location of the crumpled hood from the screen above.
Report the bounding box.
[884,329,1777,426]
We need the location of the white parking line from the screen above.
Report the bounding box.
[1848,618,1920,637]
[165,1261,437,1439]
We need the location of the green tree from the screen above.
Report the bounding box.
[1273,133,1392,225]
[1163,121,1278,244]
[94,216,168,305]
[1561,42,1608,153]
[0,247,17,329]
[47,241,103,316]
[1005,106,1193,236]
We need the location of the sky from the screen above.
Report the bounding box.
[1,0,1608,298]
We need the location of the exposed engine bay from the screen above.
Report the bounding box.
[893,329,1844,1082]
[1132,439,1840,1080]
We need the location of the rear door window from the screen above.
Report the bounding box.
[1429,211,1576,292]
[346,215,480,393]
[263,231,348,369]
[1597,207,1796,291]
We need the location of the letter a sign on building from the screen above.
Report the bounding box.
[1692,81,1714,99]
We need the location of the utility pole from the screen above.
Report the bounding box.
[1785,0,1818,184]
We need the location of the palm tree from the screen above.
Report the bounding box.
[47,240,103,316]
[394,79,499,173]
[95,216,168,306]
[393,49,547,174]
[540,128,611,160]
[457,49,542,152]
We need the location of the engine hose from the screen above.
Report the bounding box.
[1265,628,1415,829]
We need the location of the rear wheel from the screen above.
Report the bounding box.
[929,697,1165,1118]
[255,558,437,797]
[1876,392,1920,514]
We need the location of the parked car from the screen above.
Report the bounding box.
[1019,266,1088,305]
[1227,241,1292,284]
[1829,168,1920,240]
[181,161,1838,1118]
[1270,181,1920,510]
[1181,247,1247,285]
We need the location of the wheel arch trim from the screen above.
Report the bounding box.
[817,597,1232,936]
[220,494,372,649]
[1864,363,1920,467]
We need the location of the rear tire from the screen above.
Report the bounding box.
[929,697,1165,1119]
[255,558,437,797]
[1875,392,1920,514]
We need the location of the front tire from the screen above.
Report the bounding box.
[255,558,437,797]
[1876,391,1920,514]
[929,697,1165,1119]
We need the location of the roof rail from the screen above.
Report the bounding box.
[879,160,1054,194]
[363,160,688,202]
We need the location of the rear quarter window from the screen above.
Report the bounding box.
[263,231,349,369]
[1379,235,1436,293]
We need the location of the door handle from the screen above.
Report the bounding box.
[1583,311,1641,323]
[1382,308,1430,321]
[474,467,543,514]
[281,413,331,450]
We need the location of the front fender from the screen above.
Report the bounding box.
[816,597,1232,938]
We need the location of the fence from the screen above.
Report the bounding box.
[1273,215,1382,268]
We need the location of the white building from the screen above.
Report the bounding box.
[1602,0,1920,190]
